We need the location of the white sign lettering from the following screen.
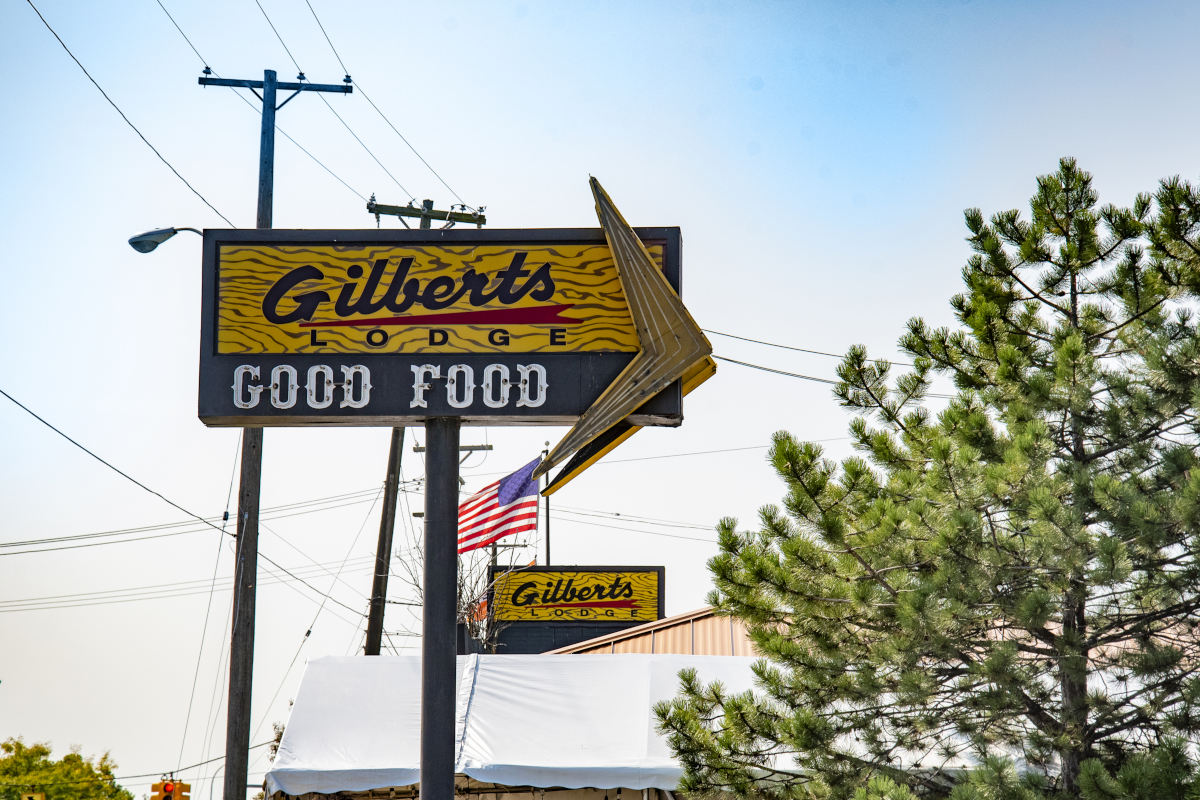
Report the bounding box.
[408,362,548,409]
[234,364,373,411]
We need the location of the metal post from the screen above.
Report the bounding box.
[421,418,460,800]
[365,427,405,655]
[543,447,550,565]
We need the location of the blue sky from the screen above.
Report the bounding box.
[3,0,1200,797]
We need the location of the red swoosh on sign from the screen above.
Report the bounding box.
[299,304,581,328]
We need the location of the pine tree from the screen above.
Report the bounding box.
[656,159,1200,798]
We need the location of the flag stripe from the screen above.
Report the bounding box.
[460,501,538,531]
[459,495,533,529]
[456,457,541,554]
[459,504,538,542]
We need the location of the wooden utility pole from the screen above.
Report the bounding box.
[198,68,351,800]
[361,196,489,657]
[364,427,404,655]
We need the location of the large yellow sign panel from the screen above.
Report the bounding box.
[491,569,661,622]
[216,243,665,355]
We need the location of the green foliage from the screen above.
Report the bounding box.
[657,160,1200,798]
[1077,740,1200,800]
[0,739,133,800]
[854,775,921,800]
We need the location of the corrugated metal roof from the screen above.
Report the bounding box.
[546,606,757,655]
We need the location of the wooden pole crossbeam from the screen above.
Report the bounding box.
[368,197,486,228]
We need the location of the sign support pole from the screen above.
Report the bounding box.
[421,417,461,800]
[413,200,471,800]
[199,67,352,800]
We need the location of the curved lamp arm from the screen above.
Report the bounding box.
[127,226,202,253]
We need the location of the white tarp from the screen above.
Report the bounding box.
[265,653,760,795]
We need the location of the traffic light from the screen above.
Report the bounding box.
[151,778,188,800]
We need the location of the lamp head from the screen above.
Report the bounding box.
[128,227,181,253]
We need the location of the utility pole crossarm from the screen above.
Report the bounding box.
[198,77,352,94]
[368,198,486,228]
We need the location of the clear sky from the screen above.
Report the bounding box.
[3,1,1199,797]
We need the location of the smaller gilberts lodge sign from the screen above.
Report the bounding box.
[486,566,664,654]
[198,228,683,427]
[491,566,664,622]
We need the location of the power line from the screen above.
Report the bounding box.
[153,0,206,64]
[254,0,303,74]
[714,354,839,385]
[302,0,474,208]
[0,742,273,788]
[600,444,769,464]
[704,328,916,367]
[260,552,367,619]
[1,526,214,557]
[153,0,367,202]
[713,354,955,399]
[252,0,415,199]
[24,0,234,226]
[248,484,385,751]
[0,387,228,538]
[1,487,399,554]
[0,387,366,617]
[303,0,349,74]
[551,515,716,543]
[553,507,712,531]
[275,119,368,201]
[317,93,415,198]
[0,556,375,612]
[178,437,240,774]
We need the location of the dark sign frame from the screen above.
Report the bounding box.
[199,228,682,427]
[484,565,666,654]
[487,564,666,622]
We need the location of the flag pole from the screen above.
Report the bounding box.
[541,445,550,565]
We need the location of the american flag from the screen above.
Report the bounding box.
[457,457,542,554]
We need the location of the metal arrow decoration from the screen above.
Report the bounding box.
[533,178,713,479]
[542,354,717,495]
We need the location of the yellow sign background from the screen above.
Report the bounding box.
[216,243,666,354]
[491,569,660,622]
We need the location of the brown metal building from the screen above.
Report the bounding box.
[547,606,757,656]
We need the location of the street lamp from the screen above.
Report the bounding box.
[127,226,202,253]
[126,217,263,800]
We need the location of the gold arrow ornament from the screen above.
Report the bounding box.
[534,178,714,479]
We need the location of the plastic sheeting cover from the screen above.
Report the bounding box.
[266,653,759,795]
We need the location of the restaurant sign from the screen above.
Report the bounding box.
[199,228,683,426]
[490,566,664,622]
